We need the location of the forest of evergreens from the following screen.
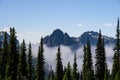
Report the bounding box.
[0,18,120,80]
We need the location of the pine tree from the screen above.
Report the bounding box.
[47,66,54,80]
[0,38,3,79]
[55,45,63,80]
[63,62,72,80]
[102,38,109,80]
[80,71,83,80]
[86,39,94,80]
[115,70,120,80]
[82,45,87,80]
[0,32,8,79]
[5,28,19,80]
[104,63,109,80]
[72,53,78,80]
[63,67,67,76]
[36,37,45,80]
[82,39,94,80]
[17,40,28,80]
[76,72,80,80]
[111,18,120,80]
[27,42,34,80]
[95,30,106,80]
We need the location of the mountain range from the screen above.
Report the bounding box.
[0,29,115,69]
[43,29,115,49]
[0,29,115,50]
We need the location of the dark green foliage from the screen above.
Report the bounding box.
[36,37,45,80]
[82,45,87,80]
[5,28,19,80]
[0,22,119,80]
[76,72,80,80]
[47,66,54,80]
[115,70,120,80]
[86,39,94,80]
[0,32,8,79]
[63,62,72,80]
[82,39,94,80]
[95,30,106,80]
[111,18,120,80]
[55,45,63,80]
[104,63,109,80]
[0,75,2,80]
[63,67,67,76]
[27,42,34,80]
[72,53,78,80]
[80,71,83,80]
[0,41,2,79]
[17,40,28,80]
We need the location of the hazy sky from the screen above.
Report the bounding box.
[0,0,120,43]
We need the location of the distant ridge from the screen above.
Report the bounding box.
[43,29,115,49]
[0,29,115,50]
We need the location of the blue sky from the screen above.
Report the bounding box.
[0,0,120,43]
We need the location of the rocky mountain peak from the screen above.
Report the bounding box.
[43,29,115,49]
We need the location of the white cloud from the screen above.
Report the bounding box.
[32,45,75,70]
[31,44,114,71]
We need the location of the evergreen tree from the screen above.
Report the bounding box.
[104,63,109,80]
[80,71,83,80]
[17,40,28,80]
[0,32,8,79]
[82,45,87,80]
[47,66,54,80]
[72,53,78,80]
[86,39,94,80]
[102,38,109,80]
[95,30,106,80]
[82,39,94,80]
[5,28,19,80]
[0,45,2,79]
[55,45,63,80]
[27,42,34,80]
[115,70,120,80]
[76,72,80,80]
[111,18,120,80]
[63,62,72,80]
[63,67,67,76]
[36,37,45,80]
